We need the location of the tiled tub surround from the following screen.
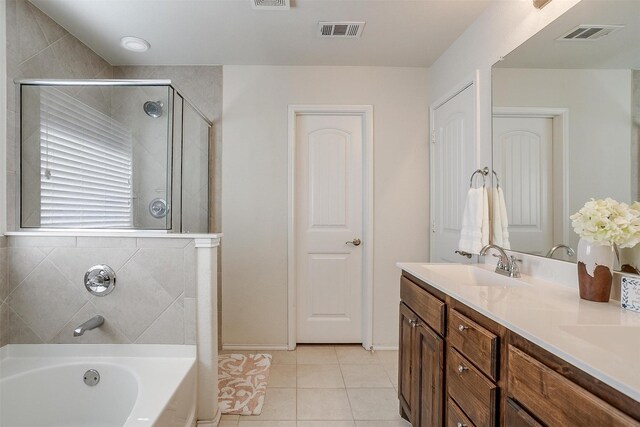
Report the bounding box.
[0,235,200,345]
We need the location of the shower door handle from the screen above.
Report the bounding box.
[346,238,362,246]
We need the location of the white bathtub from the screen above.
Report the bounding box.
[0,344,197,427]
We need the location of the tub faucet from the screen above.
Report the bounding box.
[73,315,104,337]
[479,244,521,278]
[546,244,575,259]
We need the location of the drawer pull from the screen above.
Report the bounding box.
[458,324,469,332]
[457,364,469,373]
[408,319,421,328]
[456,423,468,427]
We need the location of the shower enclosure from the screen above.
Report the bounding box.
[16,79,212,233]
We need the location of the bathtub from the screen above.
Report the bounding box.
[0,344,197,427]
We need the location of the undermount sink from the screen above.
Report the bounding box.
[420,264,530,288]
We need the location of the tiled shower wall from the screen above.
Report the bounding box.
[6,0,224,232]
[0,236,196,345]
[6,0,113,231]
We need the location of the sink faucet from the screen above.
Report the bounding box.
[479,244,521,278]
[546,244,575,259]
[73,315,104,337]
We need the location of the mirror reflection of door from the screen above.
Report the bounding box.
[493,115,553,256]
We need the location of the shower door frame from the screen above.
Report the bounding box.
[13,79,213,234]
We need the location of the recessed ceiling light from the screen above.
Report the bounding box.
[120,36,150,52]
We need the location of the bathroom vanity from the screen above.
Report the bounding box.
[396,263,640,427]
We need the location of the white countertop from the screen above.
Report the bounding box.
[397,262,640,402]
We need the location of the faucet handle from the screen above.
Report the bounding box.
[509,256,522,278]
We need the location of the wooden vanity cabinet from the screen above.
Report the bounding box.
[399,272,640,427]
[398,276,446,426]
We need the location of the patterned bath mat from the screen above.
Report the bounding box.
[218,353,272,415]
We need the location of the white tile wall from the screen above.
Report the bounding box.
[0,235,197,345]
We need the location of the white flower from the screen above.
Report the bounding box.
[570,198,640,248]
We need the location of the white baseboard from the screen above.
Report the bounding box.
[222,344,290,351]
[196,408,221,427]
[223,344,398,351]
[372,345,399,351]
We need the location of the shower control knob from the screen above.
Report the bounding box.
[84,265,116,296]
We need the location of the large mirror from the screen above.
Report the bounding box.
[491,0,640,265]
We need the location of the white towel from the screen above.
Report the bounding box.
[497,187,510,249]
[458,187,490,255]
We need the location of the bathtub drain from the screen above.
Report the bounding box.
[83,369,100,386]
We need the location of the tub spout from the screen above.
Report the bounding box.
[73,315,104,337]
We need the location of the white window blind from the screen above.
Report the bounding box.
[39,88,133,228]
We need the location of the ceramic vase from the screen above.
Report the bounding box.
[576,238,615,302]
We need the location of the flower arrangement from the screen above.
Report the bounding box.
[570,198,640,248]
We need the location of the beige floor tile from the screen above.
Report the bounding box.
[297,364,345,388]
[297,346,338,364]
[219,421,239,427]
[347,388,400,420]
[341,364,393,388]
[269,364,297,388]
[238,421,297,426]
[375,350,399,365]
[297,388,353,420]
[382,363,399,387]
[249,388,296,421]
[271,350,297,365]
[335,346,379,364]
[222,415,240,421]
[354,421,410,427]
[297,422,356,427]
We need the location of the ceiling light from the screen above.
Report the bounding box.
[120,36,150,52]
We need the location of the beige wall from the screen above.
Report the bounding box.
[0,235,197,346]
[493,68,633,250]
[222,65,429,348]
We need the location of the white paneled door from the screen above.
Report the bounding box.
[493,116,553,255]
[431,84,476,263]
[295,114,363,343]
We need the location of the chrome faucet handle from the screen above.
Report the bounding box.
[508,256,522,278]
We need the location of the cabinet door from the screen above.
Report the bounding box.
[399,302,417,423]
[415,322,445,427]
[505,398,543,427]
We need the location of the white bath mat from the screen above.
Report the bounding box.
[218,353,272,415]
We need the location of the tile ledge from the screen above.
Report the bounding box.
[3,231,223,240]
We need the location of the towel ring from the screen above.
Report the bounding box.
[469,167,489,188]
[492,170,501,189]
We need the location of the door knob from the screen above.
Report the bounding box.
[346,238,362,246]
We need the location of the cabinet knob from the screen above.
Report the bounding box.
[456,423,468,427]
[408,319,420,328]
[457,364,469,373]
[458,324,468,332]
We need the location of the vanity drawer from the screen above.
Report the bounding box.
[448,309,499,381]
[447,397,476,427]
[447,348,497,427]
[508,345,637,427]
[400,276,445,335]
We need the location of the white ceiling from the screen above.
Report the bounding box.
[497,0,640,69]
[29,0,492,67]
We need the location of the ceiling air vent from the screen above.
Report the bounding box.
[557,25,624,41]
[318,22,365,38]
[251,0,290,10]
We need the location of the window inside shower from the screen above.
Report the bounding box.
[18,81,211,233]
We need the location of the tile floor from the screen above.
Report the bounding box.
[219,345,411,427]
